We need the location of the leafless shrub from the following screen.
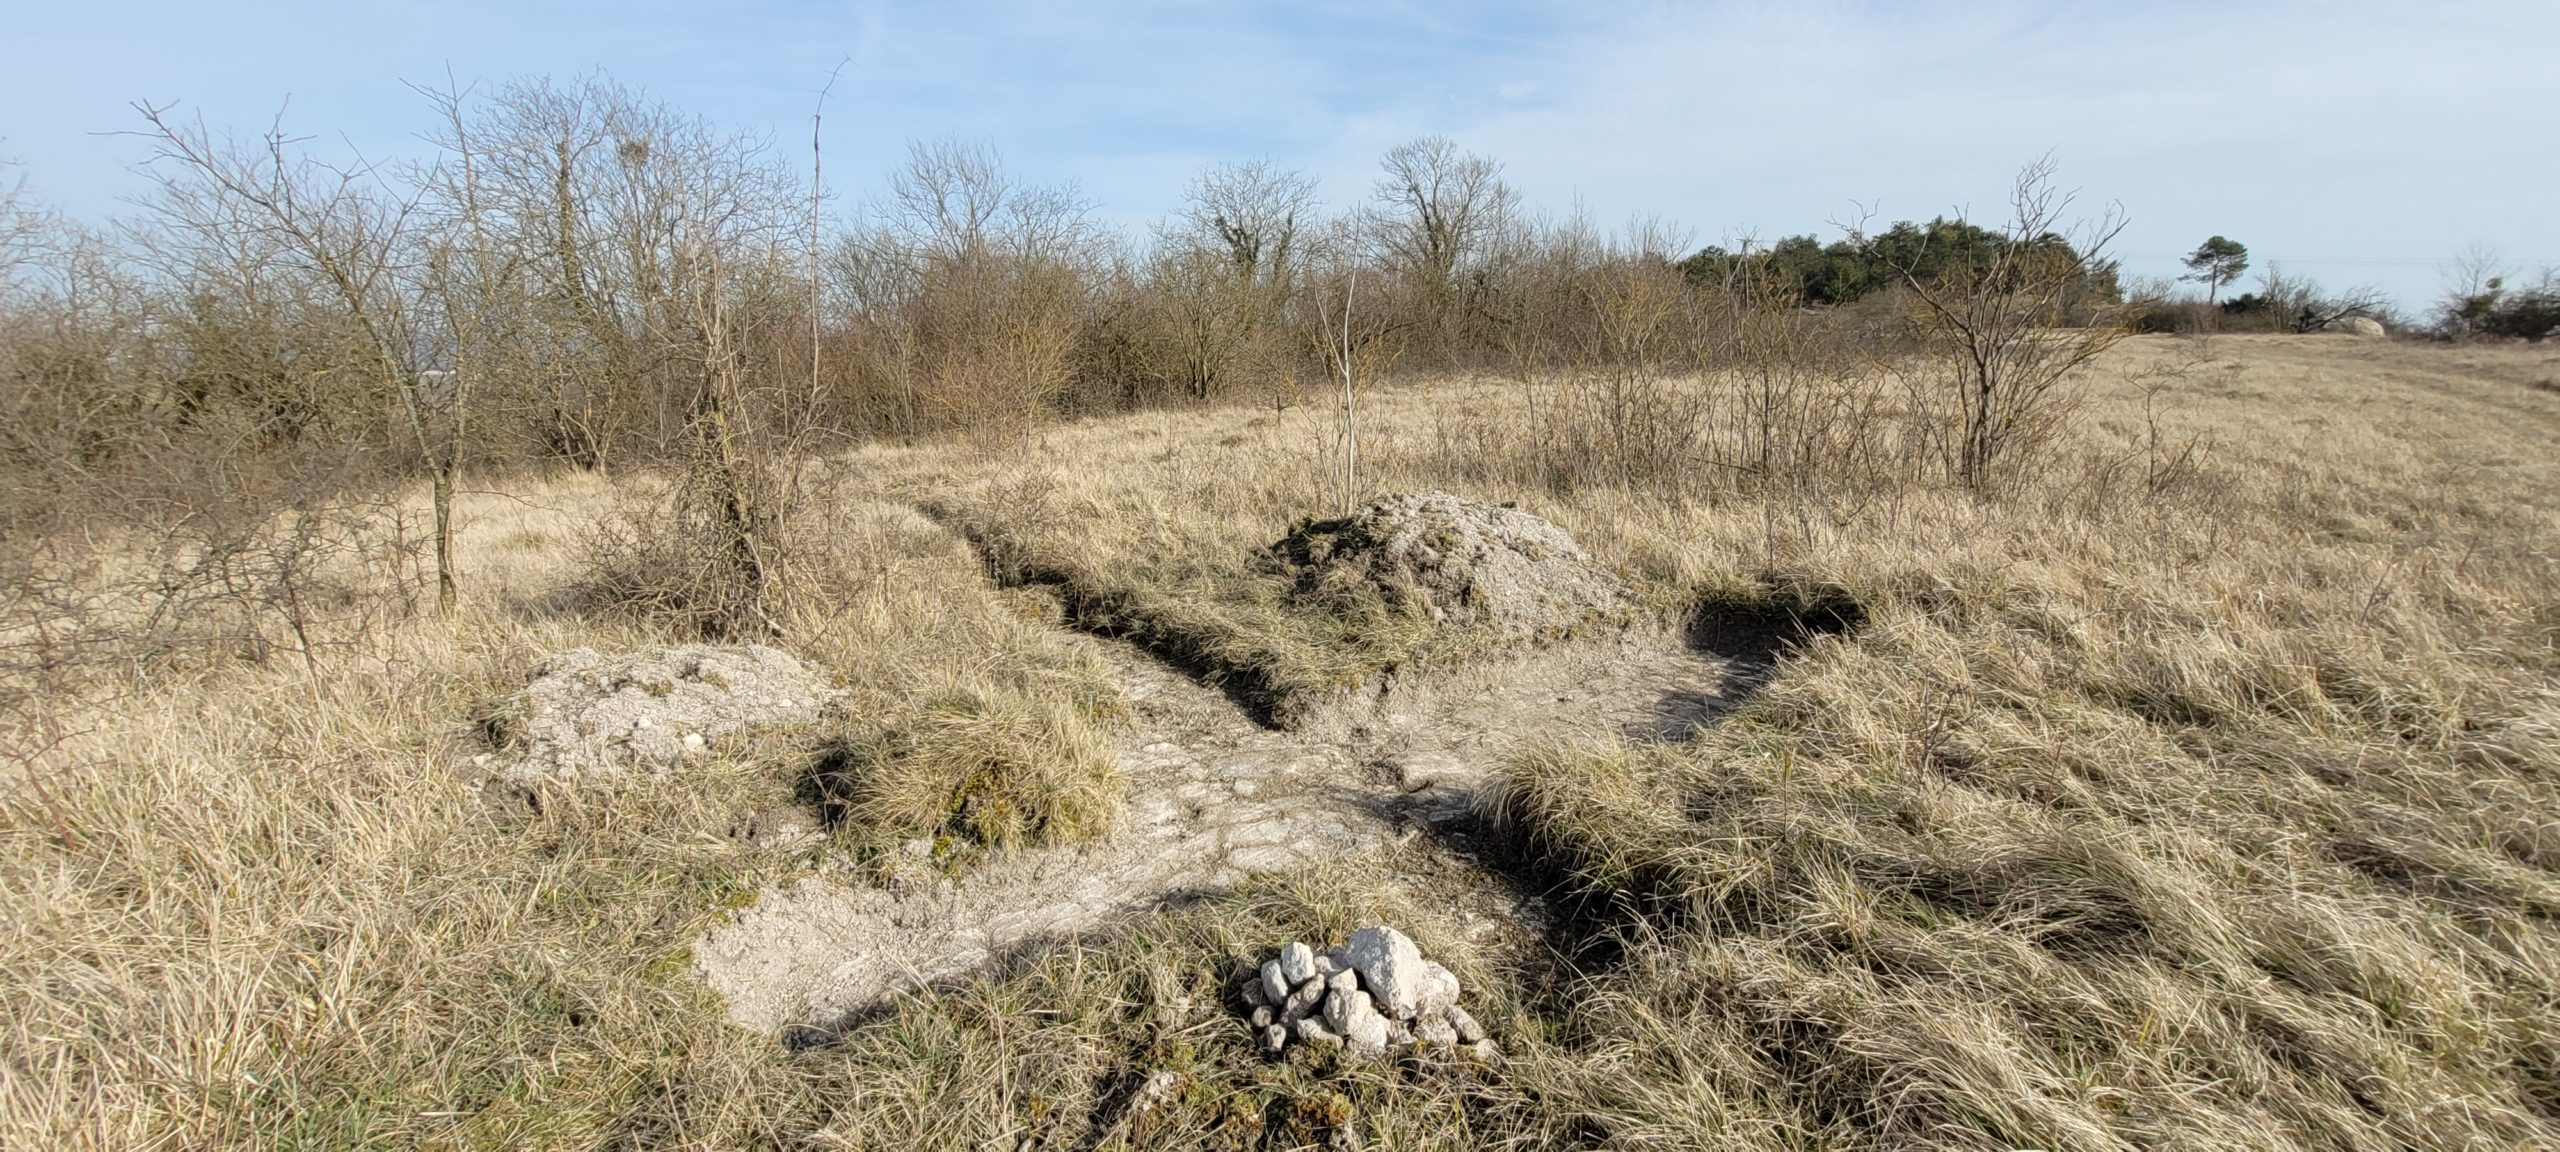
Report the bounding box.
[1367,136,1520,365]
[2253,262,2392,333]
[1858,159,2130,491]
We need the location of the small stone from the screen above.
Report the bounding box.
[681,731,707,752]
[1321,986,1358,1034]
[1386,1020,1413,1047]
[1293,1017,1342,1047]
[1343,926,1426,1019]
[634,715,653,729]
[1281,978,1325,1022]
[1415,1016,1459,1047]
[1341,1006,1391,1059]
[1279,942,1317,985]
[1241,976,1271,1009]
[1448,1005,1487,1045]
[1261,960,1290,1006]
[1251,1006,1273,1029]
[1389,748,1469,793]
[1314,955,1341,979]
[1327,969,1358,994]
[1262,1024,1288,1054]
[1467,1039,1502,1062]
[1416,961,1462,1018]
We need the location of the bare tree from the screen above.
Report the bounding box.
[0,165,47,291]
[1182,159,1315,288]
[2252,261,2389,333]
[133,104,479,609]
[1137,160,1317,403]
[1858,158,2129,490]
[1315,270,1359,514]
[861,139,1099,442]
[1370,136,1518,348]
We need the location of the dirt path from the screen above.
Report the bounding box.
[693,600,1759,1036]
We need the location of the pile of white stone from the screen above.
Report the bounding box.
[1241,926,1492,1060]
[490,644,840,787]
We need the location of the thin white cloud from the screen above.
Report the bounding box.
[4,0,2552,305]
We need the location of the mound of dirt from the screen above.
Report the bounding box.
[492,645,840,785]
[1272,493,1632,643]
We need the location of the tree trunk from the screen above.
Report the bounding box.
[431,462,457,615]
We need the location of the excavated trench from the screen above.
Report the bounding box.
[690,509,1858,1038]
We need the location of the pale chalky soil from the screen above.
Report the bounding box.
[694,619,1754,1035]
[497,644,840,786]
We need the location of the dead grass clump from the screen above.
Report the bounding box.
[1482,573,2560,1148]
[818,684,1120,853]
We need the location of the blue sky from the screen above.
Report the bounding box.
[5,0,2554,308]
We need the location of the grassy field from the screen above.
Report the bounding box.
[5,334,2558,1149]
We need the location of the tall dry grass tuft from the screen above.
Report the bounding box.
[819,684,1121,854]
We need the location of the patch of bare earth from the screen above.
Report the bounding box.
[694,592,1760,1036]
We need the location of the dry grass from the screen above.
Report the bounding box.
[819,683,1124,854]
[4,334,2559,1148]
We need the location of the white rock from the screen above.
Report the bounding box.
[1322,986,1360,1034]
[1261,960,1290,1006]
[1294,1017,1342,1048]
[681,731,707,752]
[1241,975,1271,1009]
[1416,960,1461,1018]
[1389,749,1471,793]
[1327,969,1358,994]
[1262,1024,1288,1054]
[1251,1005,1273,1029]
[1314,955,1341,979]
[1279,942,1317,985]
[1281,978,1325,1022]
[1341,1004,1391,1059]
[1343,926,1426,1019]
[1416,1016,1459,1047]
[1448,1004,1487,1045]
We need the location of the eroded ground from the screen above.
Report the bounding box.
[695,585,1764,1035]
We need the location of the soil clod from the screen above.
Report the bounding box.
[1271,492,1633,643]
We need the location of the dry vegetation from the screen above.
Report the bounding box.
[7,75,2560,1151]
[4,330,2556,1149]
